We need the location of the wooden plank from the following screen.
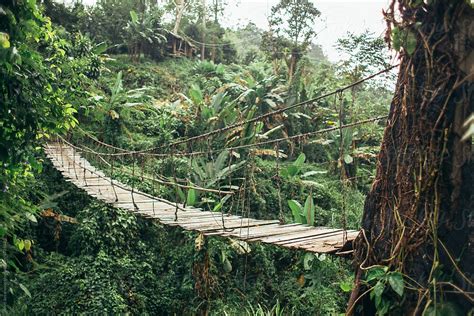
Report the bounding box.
[158,211,234,219]
[161,214,241,226]
[197,219,280,232]
[250,228,341,244]
[132,206,180,214]
[278,230,358,247]
[208,223,311,239]
[140,209,213,218]
[112,200,162,208]
[236,224,321,241]
[275,230,348,246]
[180,218,279,231]
[204,223,288,236]
[298,231,359,250]
[289,234,358,254]
[177,216,250,228]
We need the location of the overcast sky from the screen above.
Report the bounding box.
[222,0,390,61]
[71,0,391,61]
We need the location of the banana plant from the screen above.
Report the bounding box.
[125,10,166,63]
[287,193,315,226]
[179,150,245,209]
[191,150,245,189]
[282,153,325,225]
[102,71,152,119]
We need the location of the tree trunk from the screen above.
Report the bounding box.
[173,0,186,34]
[201,0,206,61]
[349,1,473,314]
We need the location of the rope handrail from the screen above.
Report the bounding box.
[46,143,194,212]
[76,65,398,156]
[58,137,237,195]
[62,115,388,158]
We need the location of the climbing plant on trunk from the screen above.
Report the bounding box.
[348,0,473,314]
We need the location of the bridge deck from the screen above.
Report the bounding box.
[44,142,358,255]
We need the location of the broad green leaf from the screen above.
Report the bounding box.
[388,272,404,297]
[0,32,10,49]
[19,283,31,298]
[186,188,197,206]
[303,253,314,270]
[223,258,232,272]
[303,194,315,226]
[366,267,386,282]
[93,41,108,54]
[17,240,24,251]
[294,153,306,167]
[286,165,299,177]
[189,85,203,104]
[377,298,390,316]
[130,10,138,23]
[373,280,385,299]
[24,240,32,251]
[177,187,185,202]
[288,200,303,223]
[339,281,352,292]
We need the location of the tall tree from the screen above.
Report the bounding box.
[172,0,189,34]
[267,0,320,78]
[348,0,473,314]
[210,0,227,23]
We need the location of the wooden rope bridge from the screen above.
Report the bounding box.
[44,141,359,255]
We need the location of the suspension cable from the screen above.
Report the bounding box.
[62,115,388,159]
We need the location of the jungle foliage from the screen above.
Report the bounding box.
[4,0,470,315]
[1,0,394,313]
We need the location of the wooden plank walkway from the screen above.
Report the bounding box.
[44,142,358,255]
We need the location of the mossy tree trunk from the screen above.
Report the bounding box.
[349,1,473,314]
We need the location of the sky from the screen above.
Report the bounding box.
[70,0,391,61]
[222,0,390,61]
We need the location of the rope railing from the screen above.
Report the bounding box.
[46,142,195,212]
[64,115,388,158]
[59,137,237,195]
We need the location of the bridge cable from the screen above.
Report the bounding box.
[59,136,236,195]
[68,115,388,159]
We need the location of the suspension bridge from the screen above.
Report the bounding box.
[44,65,397,256]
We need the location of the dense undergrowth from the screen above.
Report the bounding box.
[11,161,353,315]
